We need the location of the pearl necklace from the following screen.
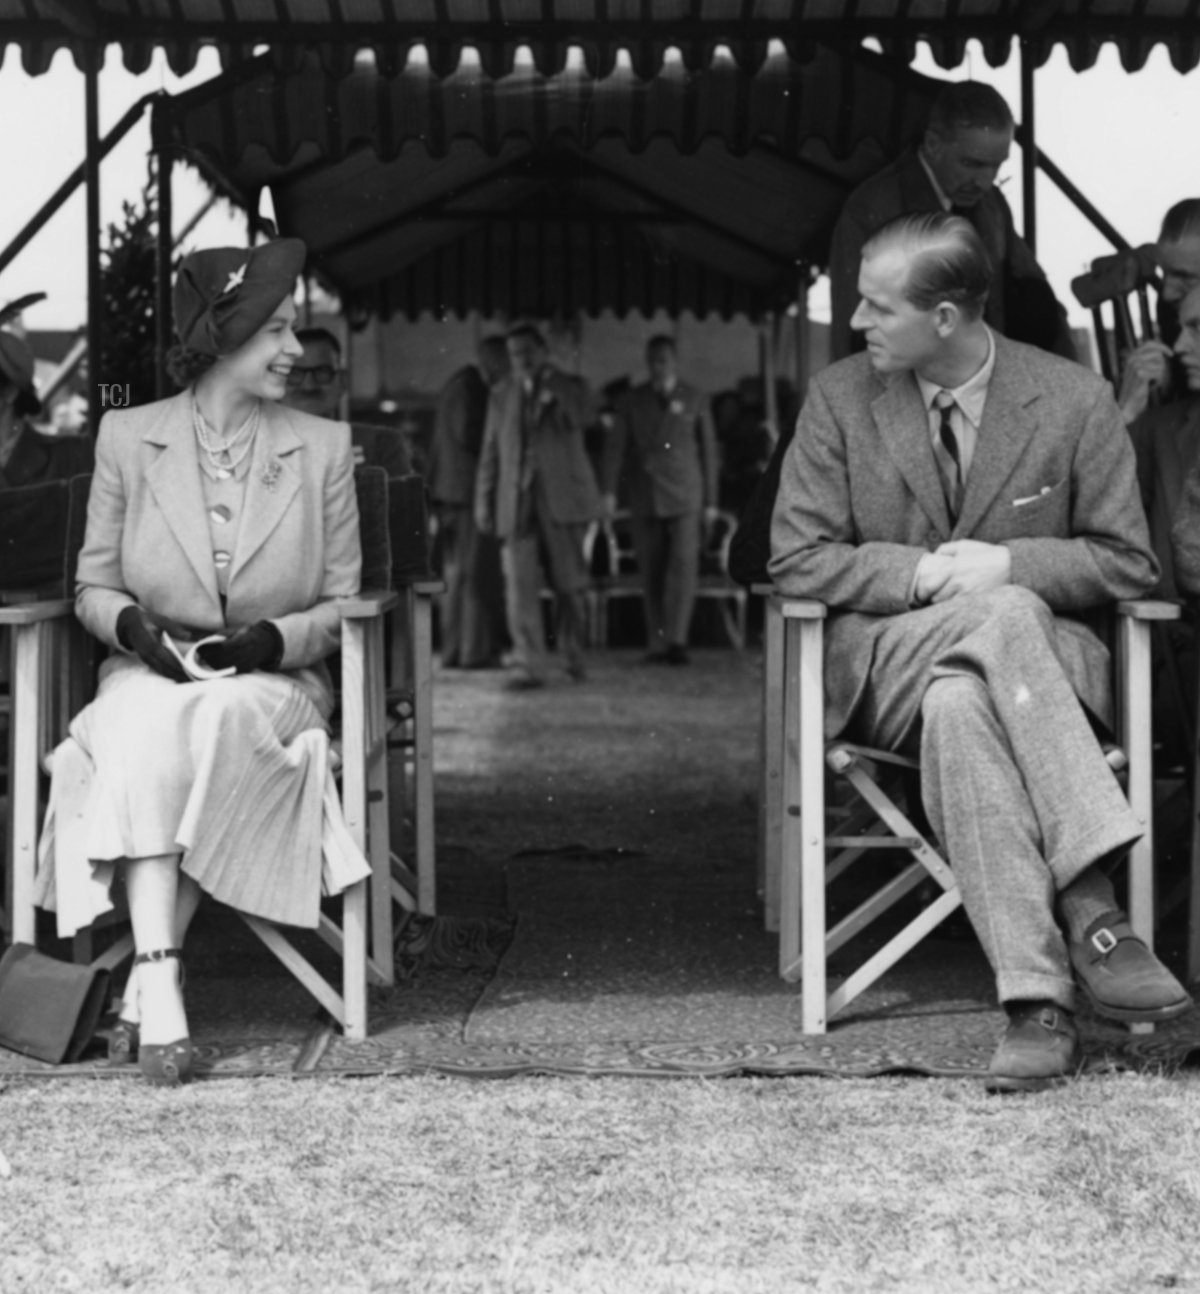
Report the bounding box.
[192,396,260,477]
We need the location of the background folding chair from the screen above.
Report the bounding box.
[382,472,441,922]
[694,509,748,649]
[585,510,643,648]
[2,466,400,1041]
[763,593,1174,1035]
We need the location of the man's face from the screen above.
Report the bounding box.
[478,343,510,386]
[850,247,942,375]
[507,334,546,382]
[923,124,1012,208]
[1173,286,1200,391]
[646,344,677,389]
[1157,235,1200,306]
[283,337,344,419]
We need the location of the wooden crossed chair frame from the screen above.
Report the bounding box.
[757,589,1174,1035]
[1,466,437,1042]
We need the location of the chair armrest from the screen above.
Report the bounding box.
[777,596,828,620]
[1116,599,1181,621]
[338,589,400,619]
[750,582,774,596]
[401,579,446,596]
[0,598,74,625]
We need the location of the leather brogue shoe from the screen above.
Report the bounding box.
[1069,911,1192,1023]
[986,1001,1080,1094]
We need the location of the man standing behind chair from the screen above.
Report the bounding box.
[827,81,1076,364]
[428,336,510,668]
[0,329,92,487]
[283,327,411,476]
[602,336,719,665]
[771,212,1190,1093]
[475,323,602,689]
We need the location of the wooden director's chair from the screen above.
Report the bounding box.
[1071,245,1163,386]
[1,466,421,1042]
[757,589,1174,1035]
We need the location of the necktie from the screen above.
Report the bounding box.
[934,390,964,521]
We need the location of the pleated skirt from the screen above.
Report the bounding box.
[36,653,371,935]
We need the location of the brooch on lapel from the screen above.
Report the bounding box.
[669,398,685,416]
[260,457,283,492]
[539,387,556,408]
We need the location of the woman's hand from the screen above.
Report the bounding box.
[195,621,284,674]
[116,606,190,683]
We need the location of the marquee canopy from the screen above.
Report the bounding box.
[3,0,1199,78]
[156,43,945,320]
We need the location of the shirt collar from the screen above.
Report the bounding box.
[916,327,996,430]
[917,147,953,212]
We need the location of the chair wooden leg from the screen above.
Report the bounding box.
[10,621,44,947]
[797,616,826,1031]
[410,588,436,916]
[1118,615,1156,946]
[760,598,784,933]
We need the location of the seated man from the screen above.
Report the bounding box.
[283,326,411,476]
[770,211,1190,1093]
[1128,281,1200,599]
[1119,199,1200,424]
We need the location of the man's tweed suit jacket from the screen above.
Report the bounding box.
[768,333,1158,739]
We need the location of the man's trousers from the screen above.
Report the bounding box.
[629,511,702,650]
[850,586,1144,1010]
[501,501,590,679]
[437,505,505,668]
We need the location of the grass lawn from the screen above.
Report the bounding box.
[4,1070,1200,1293]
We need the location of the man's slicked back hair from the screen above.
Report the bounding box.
[295,326,342,356]
[863,211,993,320]
[926,81,1014,137]
[1161,199,1200,245]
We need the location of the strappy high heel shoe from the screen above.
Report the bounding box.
[134,949,194,1087]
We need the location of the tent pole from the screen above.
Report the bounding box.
[1020,39,1038,254]
[762,312,779,444]
[794,266,811,405]
[85,59,102,437]
[153,103,174,402]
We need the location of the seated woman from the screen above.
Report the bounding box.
[36,239,370,1086]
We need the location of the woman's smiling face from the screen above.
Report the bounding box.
[214,294,303,401]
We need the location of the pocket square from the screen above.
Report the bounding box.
[1012,486,1054,508]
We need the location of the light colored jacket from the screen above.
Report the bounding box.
[76,391,361,686]
[768,333,1157,736]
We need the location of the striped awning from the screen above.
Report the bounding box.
[159,44,945,320]
[3,0,1199,77]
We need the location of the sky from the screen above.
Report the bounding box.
[0,36,1197,334]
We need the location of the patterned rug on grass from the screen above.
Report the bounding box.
[445,853,1200,1080]
[8,857,1200,1082]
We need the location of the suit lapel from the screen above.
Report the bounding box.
[143,392,223,610]
[872,370,953,534]
[229,402,302,580]
[954,338,1039,536]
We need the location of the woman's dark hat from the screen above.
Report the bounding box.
[173,238,306,358]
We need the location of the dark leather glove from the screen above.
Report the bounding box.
[116,605,189,684]
[195,621,284,675]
